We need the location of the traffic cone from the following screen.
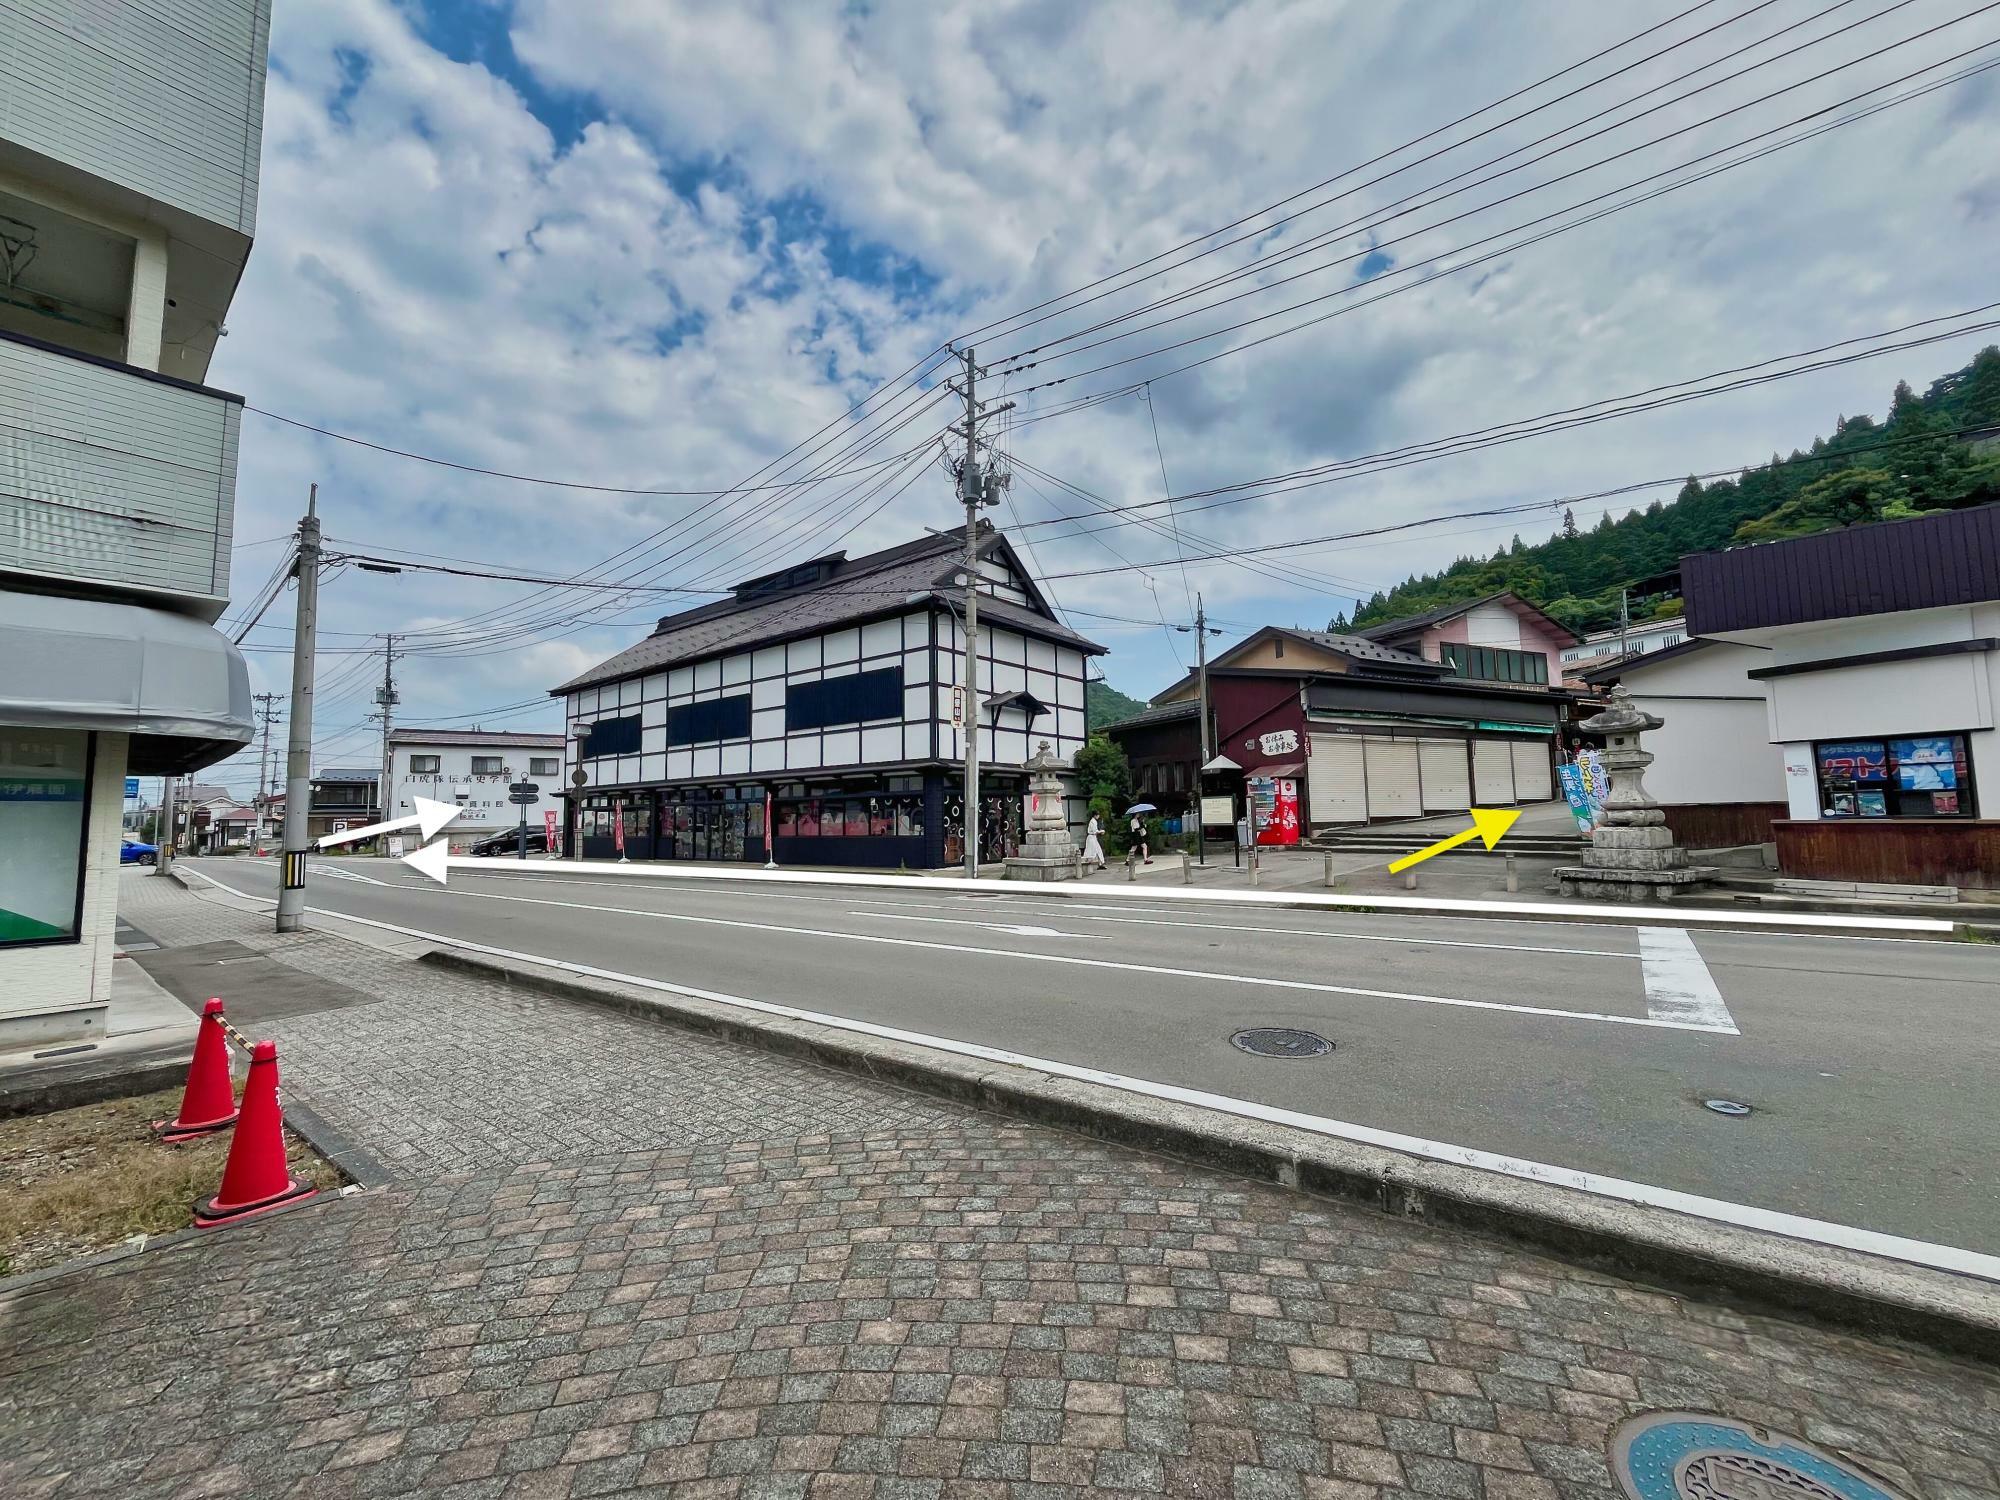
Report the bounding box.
[152,998,238,1143]
[194,1039,315,1227]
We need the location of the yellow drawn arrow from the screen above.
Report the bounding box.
[1386,807,1522,874]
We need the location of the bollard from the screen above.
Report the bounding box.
[1249,846,1261,887]
[1404,870,1418,891]
[1324,851,1334,888]
[1126,850,1137,882]
[1505,852,1518,893]
[1182,850,1192,884]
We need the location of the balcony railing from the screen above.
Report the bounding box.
[0,329,240,619]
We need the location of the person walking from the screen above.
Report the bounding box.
[1129,813,1152,864]
[1081,812,1105,873]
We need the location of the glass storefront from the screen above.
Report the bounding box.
[0,728,90,947]
[1814,733,1976,818]
[940,780,1024,867]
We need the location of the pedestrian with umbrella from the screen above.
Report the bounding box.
[1126,802,1156,865]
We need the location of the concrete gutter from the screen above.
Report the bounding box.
[422,945,2000,1363]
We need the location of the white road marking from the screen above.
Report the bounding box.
[420,853,1955,933]
[200,868,1724,1033]
[207,890,2000,1285]
[1639,928,1740,1034]
[858,912,1097,939]
[307,863,395,885]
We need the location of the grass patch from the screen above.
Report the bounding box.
[0,1087,344,1278]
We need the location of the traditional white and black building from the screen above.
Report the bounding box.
[552,526,1104,868]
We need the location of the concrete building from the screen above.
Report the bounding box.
[386,730,565,853]
[0,2,269,1046]
[554,527,1103,868]
[1560,616,1689,669]
[1678,506,1998,888]
[1115,595,1579,836]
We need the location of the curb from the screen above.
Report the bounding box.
[422,945,2000,1363]
[0,1054,191,1120]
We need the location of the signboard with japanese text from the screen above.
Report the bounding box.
[544,809,560,854]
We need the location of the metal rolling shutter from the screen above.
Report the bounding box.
[1363,737,1422,819]
[1510,740,1554,802]
[1417,739,1471,811]
[1473,738,1516,804]
[1306,734,1366,824]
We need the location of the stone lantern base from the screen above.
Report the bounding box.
[1552,685,1716,903]
[1004,739,1079,883]
[1553,864,1717,904]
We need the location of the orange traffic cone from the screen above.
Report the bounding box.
[194,1039,315,1227]
[153,998,239,1143]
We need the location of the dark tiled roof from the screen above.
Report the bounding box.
[1358,590,1581,646]
[315,767,379,782]
[389,729,565,747]
[1284,629,1438,671]
[555,531,1104,693]
[1109,699,1199,730]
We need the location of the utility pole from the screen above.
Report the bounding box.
[156,774,175,874]
[949,346,1013,879]
[1618,585,1631,661]
[1195,592,1211,866]
[251,691,281,853]
[276,485,320,933]
[374,634,398,851]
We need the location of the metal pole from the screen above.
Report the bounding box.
[1619,586,1630,661]
[375,634,396,854]
[1195,592,1210,866]
[960,346,982,880]
[518,796,528,860]
[156,774,175,874]
[275,485,319,933]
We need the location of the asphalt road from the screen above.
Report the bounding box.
[183,855,2000,1257]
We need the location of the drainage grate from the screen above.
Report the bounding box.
[1610,1412,1911,1500]
[1230,1028,1333,1059]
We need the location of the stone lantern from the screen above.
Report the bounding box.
[1004,741,1079,882]
[1554,686,1714,902]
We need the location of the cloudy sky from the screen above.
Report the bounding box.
[205,0,2000,796]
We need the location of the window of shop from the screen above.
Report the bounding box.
[529,757,559,777]
[1814,734,1975,818]
[471,756,503,774]
[776,793,923,842]
[0,728,90,946]
[581,715,641,758]
[1440,643,1549,685]
[410,754,441,774]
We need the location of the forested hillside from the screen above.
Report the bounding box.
[1085,679,1147,729]
[1349,347,2000,635]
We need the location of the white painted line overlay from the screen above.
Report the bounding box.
[860,913,1097,940]
[194,880,2000,1285]
[303,873,1727,1033]
[436,856,1952,932]
[1639,928,1740,1033]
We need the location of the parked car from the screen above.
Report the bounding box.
[120,838,159,866]
[469,828,551,857]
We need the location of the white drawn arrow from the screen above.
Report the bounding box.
[856,911,1097,939]
[402,838,452,886]
[315,795,462,850]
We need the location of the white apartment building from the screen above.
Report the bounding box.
[385,730,567,852]
[1560,616,1688,666]
[0,1,269,1046]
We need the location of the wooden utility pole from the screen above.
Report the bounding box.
[276,485,320,932]
[948,346,1011,878]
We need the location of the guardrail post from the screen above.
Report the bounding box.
[1324,852,1334,888]
[1182,851,1192,884]
[1505,852,1518,893]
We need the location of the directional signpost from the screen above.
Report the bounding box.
[509,782,539,859]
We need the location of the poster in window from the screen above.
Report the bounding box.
[1890,737,1958,791]
[1828,791,1857,816]
[0,728,87,946]
[1855,790,1888,817]
[1934,790,1960,814]
[1817,741,1886,782]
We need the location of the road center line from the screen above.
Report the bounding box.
[198,887,1998,1285]
[208,869,1728,1033]
[1638,928,1740,1034]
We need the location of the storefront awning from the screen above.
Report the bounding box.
[1250,761,1304,779]
[0,590,252,773]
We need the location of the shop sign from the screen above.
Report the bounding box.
[1255,729,1299,757]
[1200,794,1235,827]
[544,809,560,853]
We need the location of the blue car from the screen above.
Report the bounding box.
[120,838,159,866]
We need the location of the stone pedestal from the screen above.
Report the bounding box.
[1005,741,1078,882]
[1554,686,1714,902]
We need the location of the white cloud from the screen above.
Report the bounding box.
[203,0,2000,791]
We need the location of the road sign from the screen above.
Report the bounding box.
[332,820,348,835]
[124,776,141,798]
[509,781,540,795]
[508,791,538,805]
[570,767,588,788]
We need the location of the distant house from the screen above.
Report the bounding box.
[308,768,380,844]
[1110,593,1581,833]
[1559,616,1689,675]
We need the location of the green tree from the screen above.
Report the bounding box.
[1084,680,1147,730]
[1073,733,1134,843]
[1733,468,1899,541]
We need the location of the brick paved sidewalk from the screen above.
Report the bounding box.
[0,875,1993,1500]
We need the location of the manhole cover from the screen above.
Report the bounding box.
[1230,1028,1333,1059]
[1702,1098,1753,1117]
[1611,1413,1913,1500]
